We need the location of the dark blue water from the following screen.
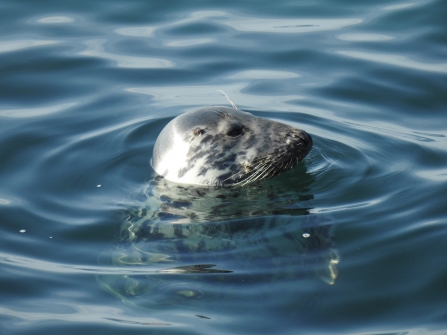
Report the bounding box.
[1,0,447,334]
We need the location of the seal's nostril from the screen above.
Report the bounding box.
[295,131,312,147]
[303,132,313,148]
[285,131,312,148]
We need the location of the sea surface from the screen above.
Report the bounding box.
[1,0,447,334]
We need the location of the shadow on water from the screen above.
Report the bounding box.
[97,163,340,316]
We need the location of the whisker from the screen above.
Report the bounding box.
[222,170,245,183]
[237,164,269,185]
[225,149,303,186]
[217,90,238,110]
[254,162,277,182]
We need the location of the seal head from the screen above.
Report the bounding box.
[152,106,312,186]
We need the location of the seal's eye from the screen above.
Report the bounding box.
[226,126,243,137]
[193,129,205,136]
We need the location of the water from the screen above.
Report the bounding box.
[1,0,447,334]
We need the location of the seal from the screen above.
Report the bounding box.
[152,106,312,186]
[96,106,340,311]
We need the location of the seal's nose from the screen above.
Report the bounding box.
[300,131,313,150]
[288,130,312,150]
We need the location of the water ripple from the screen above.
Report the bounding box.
[225,17,362,33]
[0,102,77,118]
[0,304,175,327]
[79,40,175,69]
[337,50,447,74]
[35,16,76,24]
[0,39,59,53]
[337,33,394,42]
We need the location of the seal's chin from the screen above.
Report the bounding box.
[222,132,313,187]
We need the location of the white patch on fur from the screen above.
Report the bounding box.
[154,129,189,183]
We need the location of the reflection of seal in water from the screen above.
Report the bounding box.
[152,106,312,186]
[98,175,340,310]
